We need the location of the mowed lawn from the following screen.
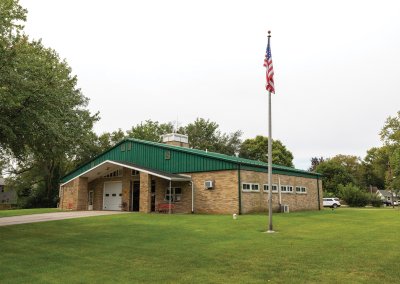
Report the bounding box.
[1,209,399,283]
[0,208,60,218]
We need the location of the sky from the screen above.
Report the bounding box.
[19,0,400,170]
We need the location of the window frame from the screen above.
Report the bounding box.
[164,187,182,202]
[263,184,278,193]
[242,183,260,192]
[280,185,294,193]
[295,186,307,194]
[103,169,123,178]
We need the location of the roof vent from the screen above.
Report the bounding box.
[161,133,189,148]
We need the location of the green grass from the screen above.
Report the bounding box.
[0,208,60,218]
[1,208,399,283]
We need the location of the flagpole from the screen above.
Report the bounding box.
[267,30,274,233]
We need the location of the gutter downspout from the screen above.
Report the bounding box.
[238,164,242,215]
[317,176,321,210]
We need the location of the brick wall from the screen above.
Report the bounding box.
[60,177,88,210]
[240,170,322,213]
[60,167,321,214]
[189,170,239,214]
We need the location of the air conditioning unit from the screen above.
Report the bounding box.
[281,204,289,213]
[204,180,214,189]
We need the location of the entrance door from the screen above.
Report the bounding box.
[103,182,122,211]
[130,181,140,211]
[88,190,94,210]
[151,180,156,212]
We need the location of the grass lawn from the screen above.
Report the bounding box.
[0,208,60,218]
[1,208,399,283]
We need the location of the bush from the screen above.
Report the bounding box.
[338,184,369,207]
[370,195,382,207]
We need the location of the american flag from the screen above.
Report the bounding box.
[263,38,275,93]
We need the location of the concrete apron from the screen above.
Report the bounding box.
[0,211,129,227]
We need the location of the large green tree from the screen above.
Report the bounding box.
[179,118,242,155]
[239,135,294,167]
[361,146,388,189]
[1,1,98,206]
[380,111,400,192]
[315,158,354,196]
[126,120,174,142]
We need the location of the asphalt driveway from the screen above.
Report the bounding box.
[0,211,128,227]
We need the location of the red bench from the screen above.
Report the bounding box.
[158,203,175,213]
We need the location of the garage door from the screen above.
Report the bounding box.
[103,182,122,211]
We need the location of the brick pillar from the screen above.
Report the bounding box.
[122,168,131,211]
[76,177,89,210]
[139,172,151,213]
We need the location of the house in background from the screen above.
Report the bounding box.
[0,177,17,210]
[59,134,323,214]
[376,189,398,205]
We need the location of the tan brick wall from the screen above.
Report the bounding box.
[60,179,77,210]
[60,166,322,214]
[240,170,322,213]
[189,170,239,214]
[76,177,88,210]
[60,177,88,210]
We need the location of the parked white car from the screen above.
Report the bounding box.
[323,198,341,208]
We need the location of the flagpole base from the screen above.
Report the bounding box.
[265,230,276,234]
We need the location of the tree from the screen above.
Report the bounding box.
[179,118,242,155]
[330,155,364,187]
[380,111,400,195]
[338,183,370,207]
[380,111,400,146]
[361,147,388,190]
[239,136,294,167]
[126,120,174,142]
[309,157,325,172]
[315,159,354,196]
[0,1,99,206]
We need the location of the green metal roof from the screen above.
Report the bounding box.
[61,138,321,183]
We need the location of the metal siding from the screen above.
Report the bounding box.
[61,139,319,183]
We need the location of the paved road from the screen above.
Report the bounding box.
[0,211,128,227]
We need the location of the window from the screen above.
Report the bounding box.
[263,184,278,192]
[121,144,126,151]
[281,185,294,193]
[131,170,140,176]
[242,183,251,191]
[165,187,182,202]
[104,169,122,178]
[295,186,307,194]
[242,183,260,192]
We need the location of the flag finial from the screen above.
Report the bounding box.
[268,30,271,37]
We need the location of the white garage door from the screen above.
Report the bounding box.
[103,182,122,211]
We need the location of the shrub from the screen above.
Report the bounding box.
[370,195,382,207]
[338,183,369,207]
